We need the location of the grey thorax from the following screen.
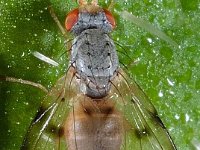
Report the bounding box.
[70,11,119,98]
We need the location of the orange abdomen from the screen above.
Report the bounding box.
[64,96,124,150]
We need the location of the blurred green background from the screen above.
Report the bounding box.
[0,0,199,149]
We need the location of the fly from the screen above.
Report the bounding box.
[18,0,177,149]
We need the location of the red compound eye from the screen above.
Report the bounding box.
[65,8,79,31]
[103,9,116,28]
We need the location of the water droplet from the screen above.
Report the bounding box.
[24,102,29,106]
[169,90,175,95]
[25,18,30,21]
[167,78,175,86]
[175,114,180,120]
[21,52,25,57]
[185,113,190,122]
[158,90,163,97]
[147,38,153,43]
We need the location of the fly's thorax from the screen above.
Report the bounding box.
[70,10,113,35]
[70,29,119,98]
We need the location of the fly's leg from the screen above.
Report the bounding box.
[79,0,113,8]
[120,11,179,48]
[0,76,48,93]
[78,0,87,5]
[48,6,72,54]
[108,0,115,10]
[91,0,98,5]
[48,6,67,38]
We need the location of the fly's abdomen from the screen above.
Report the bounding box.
[71,29,118,98]
[64,96,123,150]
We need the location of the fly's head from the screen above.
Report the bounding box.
[65,0,116,35]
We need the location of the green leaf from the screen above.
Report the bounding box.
[0,0,199,149]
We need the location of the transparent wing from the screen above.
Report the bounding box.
[20,67,177,150]
[109,69,177,150]
[21,68,78,150]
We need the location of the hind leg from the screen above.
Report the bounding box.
[0,76,48,93]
